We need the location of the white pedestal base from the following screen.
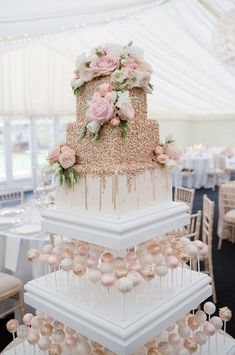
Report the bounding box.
[42,202,189,250]
[25,270,211,354]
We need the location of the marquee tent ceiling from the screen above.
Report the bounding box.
[0,0,235,118]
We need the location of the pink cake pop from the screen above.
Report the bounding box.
[166,256,179,289]
[72,341,90,355]
[117,276,133,318]
[42,244,53,254]
[53,320,64,330]
[203,321,216,354]
[86,258,99,269]
[27,330,40,355]
[65,336,77,350]
[48,254,60,289]
[126,251,138,264]
[65,327,77,336]
[168,332,181,347]
[88,268,102,308]
[210,316,223,350]
[101,273,116,305]
[61,257,73,292]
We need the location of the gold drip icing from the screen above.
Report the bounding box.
[99,178,102,212]
[152,171,156,201]
[84,176,88,210]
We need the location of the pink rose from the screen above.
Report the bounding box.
[157,153,168,165]
[119,102,134,120]
[99,83,112,97]
[164,143,181,162]
[90,55,118,76]
[48,146,61,162]
[124,56,153,74]
[154,146,164,156]
[79,67,93,82]
[59,151,75,169]
[87,97,114,123]
[61,146,75,154]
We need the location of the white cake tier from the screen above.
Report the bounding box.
[4,333,235,355]
[25,269,212,355]
[42,201,189,250]
[55,169,172,218]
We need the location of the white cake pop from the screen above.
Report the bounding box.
[87,268,102,283]
[203,302,216,316]
[61,258,73,271]
[42,244,53,254]
[128,271,142,287]
[23,313,34,326]
[153,253,165,265]
[99,262,114,274]
[203,321,216,336]
[186,243,198,257]
[38,336,52,351]
[210,316,223,330]
[178,324,191,338]
[194,331,207,345]
[52,329,65,343]
[155,264,168,277]
[17,325,29,339]
[139,253,154,265]
[168,332,181,347]
[117,277,133,294]
[194,240,204,250]
[31,316,43,329]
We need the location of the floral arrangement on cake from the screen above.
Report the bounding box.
[71,41,153,140]
[47,145,78,187]
[154,136,181,171]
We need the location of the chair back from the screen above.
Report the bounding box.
[0,188,24,207]
[220,190,235,215]
[202,194,214,246]
[185,210,202,241]
[174,187,195,214]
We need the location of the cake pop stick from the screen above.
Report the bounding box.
[155,264,168,299]
[39,253,49,288]
[194,240,204,274]
[73,263,87,291]
[186,244,197,281]
[27,330,40,355]
[6,319,19,354]
[61,257,74,293]
[117,276,133,320]
[128,271,141,303]
[38,336,52,353]
[48,255,60,290]
[210,316,223,351]
[166,256,179,289]
[203,321,216,355]
[87,268,102,308]
[194,331,207,355]
[27,248,39,281]
[17,325,29,355]
[219,307,232,343]
[101,273,115,311]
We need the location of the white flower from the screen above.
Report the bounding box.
[127,71,143,88]
[124,45,144,58]
[116,91,131,108]
[79,67,93,82]
[75,53,87,69]
[105,44,125,59]
[111,69,129,84]
[119,102,134,120]
[86,120,101,134]
[165,159,178,172]
[71,78,84,89]
[105,91,117,103]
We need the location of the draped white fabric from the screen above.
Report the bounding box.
[0,0,235,118]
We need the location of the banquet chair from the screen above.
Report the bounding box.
[206,154,226,191]
[179,169,195,189]
[201,195,217,303]
[218,189,235,250]
[0,188,24,208]
[174,187,195,214]
[34,168,55,195]
[179,210,201,240]
[0,273,24,321]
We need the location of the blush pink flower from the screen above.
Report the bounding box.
[157,153,168,165]
[59,151,76,169]
[48,146,61,162]
[164,143,181,162]
[125,56,153,74]
[154,146,164,156]
[99,83,112,97]
[87,97,114,123]
[119,102,134,120]
[90,55,118,77]
[61,146,75,154]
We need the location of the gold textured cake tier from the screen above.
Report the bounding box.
[76,76,147,124]
[67,118,159,177]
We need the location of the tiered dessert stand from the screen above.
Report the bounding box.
[8,201,235,354]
